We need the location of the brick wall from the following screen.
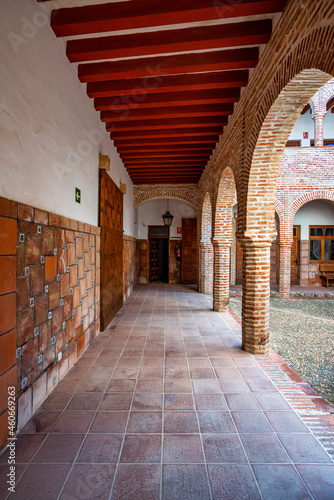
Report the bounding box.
[123,235,139,299]
[0,196,101,448]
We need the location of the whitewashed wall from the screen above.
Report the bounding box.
[293,200,334,239]
[289,109,334,143]
[0,0,136,234]
[137,199,197,240]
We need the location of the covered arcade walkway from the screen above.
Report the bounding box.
[0,284,333,499]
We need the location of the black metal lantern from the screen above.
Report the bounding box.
[162,199,174,227]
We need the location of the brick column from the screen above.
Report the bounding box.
[241,241,271,355]
[313,112,326,147]
[199,242,213,295]
[278,243,292,297]
[213,240,231,312]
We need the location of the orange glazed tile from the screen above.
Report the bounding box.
[0,329,16,375]
[34,208,49,225]
[18,203,34,222]
[0,293,16,335]
[0,196,17,218]
[49,213,60,227]
[45,256,57,283]
[0,366,17,414]
[0,217,17,255]
[0,410,10,449]
[0,256,16,294]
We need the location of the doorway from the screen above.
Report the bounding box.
[291,225,300,285]
[149,226,169,283]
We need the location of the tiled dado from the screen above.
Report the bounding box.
[0,196,101,448]
[123,235,139,301]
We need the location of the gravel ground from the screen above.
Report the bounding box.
[229,298,334,406]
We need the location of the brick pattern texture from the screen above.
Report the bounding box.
[0,196,101,446]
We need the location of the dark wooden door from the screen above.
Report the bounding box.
[149,238,160,281]
[181,218,198,284]
[99,170,123,330]
[291,225,300,285]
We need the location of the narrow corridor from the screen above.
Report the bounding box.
[0,284,333,499]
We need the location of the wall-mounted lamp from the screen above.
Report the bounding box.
[162,199,174,227]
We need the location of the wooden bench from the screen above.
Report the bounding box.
[319,264,334,287]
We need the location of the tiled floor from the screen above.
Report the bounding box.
[1,283,334,500]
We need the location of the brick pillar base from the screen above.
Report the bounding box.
[199,242,213,295]
[213,241,231,312]
[242,241,271,355]
[278,243,292,298]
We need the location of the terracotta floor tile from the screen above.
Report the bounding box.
[190,367,215,379]
[77,434,123,463]
[164,394,195,410]
[253,392,291,410]
[66,392,103,410]
[163,435,204,464]
[164,366,189,379]
[90,411,128,433]
[278,434,333,463]
[127,412,162,433]
[164,411,199,434]
[132,394,163,411]
[247,379,278,392]
[265,411,309,433]
[240,434,291,464]
[10,464,70,500]
[52,410,95,434]
[111,464,161,500]
[232,411,273,434]
[165,379,192,393]
[209,464,262,499]
[218,378,250,393]
[296,464,334,499]
[20,411,62,434]
[60,464,116,500]
[252,464,312,500]
[120,435,162,463]
[112,366,139,379]
[214,367,243,380]
[77,377,108,393]
[202,434,247,464]
[136,379,164,393]
[138,366,164,379]
[40,392,72,411]
[33,434,84,463]
[0,464,27,500]
[106,379,136,393]
[0,434,45,464]
[162,464,211,500]
[100,393,133,411]
[194,394,227,410]
[192,379,222,394]
[225,393,259,410]
[198,411,236,433]
[86,365,115,379]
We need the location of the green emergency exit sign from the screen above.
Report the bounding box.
[75,187,81,204]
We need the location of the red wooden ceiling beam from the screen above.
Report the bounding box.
[50,0,287,37]
[106,116,228,131]
[122,155,212,161]
[114,136,219,147]
[124,160,208,166]
[110,127,224,140]
[78,47,258,82]
[94,88,240,111]
[101,103,233,122]
[87,70,248,98]
[67,20,271,62]
[117,143,216,152]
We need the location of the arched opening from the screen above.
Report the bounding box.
[242,69,333,354]
[199,192,213,295]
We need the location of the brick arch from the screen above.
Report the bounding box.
[310,78,334,116]
[133,185,199,210]
[290,191,334,220]
[241,23,334,242]
[213,167,236,242]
